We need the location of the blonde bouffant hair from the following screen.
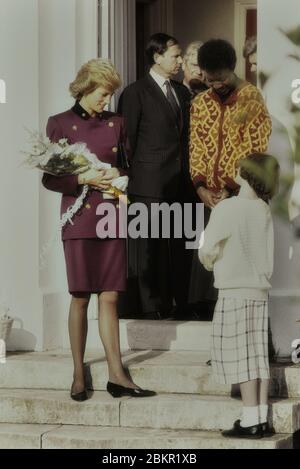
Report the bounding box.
[69,59,122,100]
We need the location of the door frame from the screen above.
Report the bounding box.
[234,0,257,79]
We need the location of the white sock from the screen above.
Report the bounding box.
[241,406,259,427]
[259,404,269,424]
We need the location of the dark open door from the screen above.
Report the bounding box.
[245,8,257,84]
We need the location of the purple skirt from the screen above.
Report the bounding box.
[63,239,126,295]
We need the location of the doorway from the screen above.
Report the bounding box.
[234,0,257,83]
[134,0,257,82]
[135,0,174,79]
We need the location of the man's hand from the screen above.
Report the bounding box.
[197,187,219,209]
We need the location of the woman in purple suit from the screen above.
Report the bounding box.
[43,59,155,401]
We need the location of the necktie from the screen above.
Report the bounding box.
[164,81,180,119]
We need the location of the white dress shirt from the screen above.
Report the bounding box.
[150,68,180,106]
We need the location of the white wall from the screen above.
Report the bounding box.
[173,0,235,50]
[38,0,78,350]
[0,0,42,350]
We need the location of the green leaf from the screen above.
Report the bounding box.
[287,53,300,62]
[258,72,270,89]
[279,25,300,46]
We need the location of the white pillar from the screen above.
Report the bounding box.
[39,0,101,345]
[38,0,77,350]
[0,0,43,350]
[75,0,99,69]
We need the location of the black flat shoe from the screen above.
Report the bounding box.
[107,381,156,398]
[261,422,275,437]
[222,420,263,439]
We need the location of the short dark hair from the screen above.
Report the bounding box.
[198,39,237,72]
[146,33,178,66]
[239,153,280,203]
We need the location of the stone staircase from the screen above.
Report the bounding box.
[1,321,300,449]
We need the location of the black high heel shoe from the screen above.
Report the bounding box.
[71,389,88,401]
[107,381,156,398]
[70,383,88,402]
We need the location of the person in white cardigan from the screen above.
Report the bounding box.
[199,153,279,439]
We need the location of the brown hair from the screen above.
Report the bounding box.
[146,33,179,66]
[69,59,121,100]
[239,153,280,203]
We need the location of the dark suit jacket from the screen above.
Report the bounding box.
[118,74,191,200]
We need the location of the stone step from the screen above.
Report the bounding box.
[0,424,60,449]
[43,425,293,450]
[119,394,300,435]
[80,320,212,352]
[2,351,300,398]
[0,389,299,434]
[0,423,293,449]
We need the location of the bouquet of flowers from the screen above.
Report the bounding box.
[23,131,129,229]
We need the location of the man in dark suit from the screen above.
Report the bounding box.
[118,33,191,319]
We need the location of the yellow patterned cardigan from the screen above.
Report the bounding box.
[189,82,272,192]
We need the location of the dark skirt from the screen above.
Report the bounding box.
[63,239,126,295]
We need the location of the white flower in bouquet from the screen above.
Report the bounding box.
[23,130,110,176]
